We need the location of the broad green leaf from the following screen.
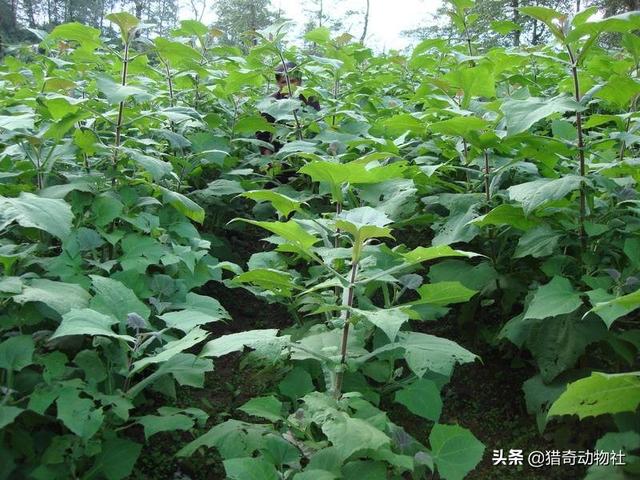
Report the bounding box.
[278,368,315,401]
[589,289,640,328]
[355,307,409,341]
[501,95,584,135]
[93,195,124,227]
[566,11,640,43]
[93,437,142,480]
[90,275,150,322]
[0,276,22,294]
[513,224,560,258]
[224,457,278,480]
[322,413,391,461]
[548,372,640,419]
[430,116,489,138]
[342,461,387,480]
[524,277,583,320]
[125,149,173,181]
[395,379,442,421]
[234,269,298,297]
[428,260,498,293]
[13,279,90,315]
[522,373,568,431]
[238,396,283,422]
[551,119,577,141]
[45,110,88,140]
[257,97,302,122]
[398,332,477,377]
[106,12,140,42]
[622,32,640,64]
[292,329,366,362]
[0,406,23,429]
[0,335,34,371]
[56,388,103,439]
[131,327,209,374]
[176,419,268,458]
[299,160,407,201]
[430,424,485,480]
[507,175,582,215]
[380,114,425,136]
[96,76,150,105]
[305,26,331,43]
[491,20,521,34]
[595,431,640,455]
[0,113,35,131]
[51,308,135,342]
[241,219,319,252]
[403,245,479,265]
[519,6,567,41]
[43,96,81,120]
[432,195,481,246]
[234,115,275,135]
[525,314,606,382]
[160,188,205,224]
[126,354,213,397]
[414,281,478,306]
[335,207,393,242]
[138,413,194,440]
[443,63,495,107]
[154,37,202,67]
[48,22,102,51]
[0,193,73,239]
[75,350,107,384]
[158,308,225,333]
[174,19,208,37]
[595,75,640,108]
[240,190,302,217]
[471,204,540,230]
[201,329,280,357]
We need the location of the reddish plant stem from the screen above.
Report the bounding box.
[112,40,130,183]
[567,45,587,252]
[334,259,358,398]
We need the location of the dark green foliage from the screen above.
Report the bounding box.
[1,2,640,479]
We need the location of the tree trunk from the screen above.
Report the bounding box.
[8,0,17,29]
[24,0,37,27]
[511,0,520,46]
[360,0,370,43]
[134,0,144,20]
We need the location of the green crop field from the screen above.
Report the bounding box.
[1,2,639,479]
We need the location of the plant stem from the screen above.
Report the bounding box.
[619,97,638,161]
[334,258,358,398]
[161,57,175,108]
[334,201,343,299]
[112,40,130,183]
[331,74,339,127]
[275,49,303,141]
[566,45,587,252]
[483,149,490,203]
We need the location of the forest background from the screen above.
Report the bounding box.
[2,0,640,53]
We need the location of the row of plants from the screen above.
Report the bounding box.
[0,1,639,478]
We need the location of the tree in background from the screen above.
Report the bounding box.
[0,0,179,41]
[303,0,350,36]
[403,0,639,49]
[302,0,372,47]
[588,0,640,15]
[212,0,276,48]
